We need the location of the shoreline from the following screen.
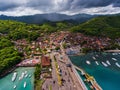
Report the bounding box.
[66,55,88,90]
[104,50,120,53]
[0,65,35,79]
[0,66,17,79]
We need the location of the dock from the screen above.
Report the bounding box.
[74,65,102,90]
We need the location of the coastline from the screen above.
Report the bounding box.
[66,55,88,90]
[0,66,17,79]
[104,50,120,53]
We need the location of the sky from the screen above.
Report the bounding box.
[0,0,120,16]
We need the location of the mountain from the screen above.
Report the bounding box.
[71,15,120,39]
[0,13,97,24]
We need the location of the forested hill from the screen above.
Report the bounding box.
[71,15,120,39]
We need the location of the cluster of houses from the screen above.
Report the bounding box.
[64,33,111,51]
[14,38,52,78]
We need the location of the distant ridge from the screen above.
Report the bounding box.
[0,13,97,24]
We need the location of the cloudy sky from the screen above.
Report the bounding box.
[0,0,120,16]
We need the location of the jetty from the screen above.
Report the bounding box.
[74,65,102,90]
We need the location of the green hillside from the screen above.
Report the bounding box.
[71,15,120,39]
[0,20,72,41]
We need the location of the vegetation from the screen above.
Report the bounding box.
[0,38,22,76]
[71,15,120,39]
[34,64,44,90]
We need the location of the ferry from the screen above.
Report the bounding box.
[86,60,91,65]
[24,82,27,88]
[95,61,99,65]
[12,72,17,81]
[115,62,120,68]
[13,85,16,89]
[101,62,108,67]
[106,60,111,65]
[112,58,117,61]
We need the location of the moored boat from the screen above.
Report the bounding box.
[106,60,111,65]
[92,56,96,60]
[95,61,99,65]
[13,85,16,89]
[112,58,117,61]
[102,62,108,67]
[24,82,27,88]
[12,72,17,82]
[86,60,91,65]
[115,62,120,68]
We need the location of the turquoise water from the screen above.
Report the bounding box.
[69,52,120,90]
[0,67,35,90]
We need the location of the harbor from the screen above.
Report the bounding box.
[70,52,120,90]
[0,67,35,90]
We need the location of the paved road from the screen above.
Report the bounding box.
[55,54,76,90]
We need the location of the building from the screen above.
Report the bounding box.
[41,56,51,67]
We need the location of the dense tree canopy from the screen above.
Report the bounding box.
[71,15,120,39]
[0,38,22,75]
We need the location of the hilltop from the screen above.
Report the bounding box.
[71,15,120,39]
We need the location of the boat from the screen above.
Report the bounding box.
[96,55,99,57]
[95,61,99,65]
[115,62,120,68]
[12,72,17,81]
[29,74,31,78]
[24,71,27,74]
[101,62,108,67]
[24,82,27,88]
[86,60,91,65]
[13,85,16,89]
[106,60,111,65]
[112,58,117,61]
[81,71,85,75]
[25,74,28,78]
[92,56,96,60]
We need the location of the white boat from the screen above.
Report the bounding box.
[96,55,99,57]
[12,72,17,81]
[92,56,96,60]
[25,74,28,78]
[24,71,27,74]
[115,62,120,68]
[112,58,117,61]
[13,85,16,89]
[29,74,31,78]
[86,60,91,65]
[24,82,27,88]
[19,72,25,80]
[106,60,111,65]
[81,71,85,75]
[95,61,99,65]
[102,62,108,67]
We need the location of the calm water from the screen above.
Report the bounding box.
[0,67,35,90]
[70,52,120,90]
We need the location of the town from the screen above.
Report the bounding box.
[13,31,107,90]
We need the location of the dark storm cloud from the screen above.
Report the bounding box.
[70,0,116,9]
[0,0,120,16]
[113,0,120,7]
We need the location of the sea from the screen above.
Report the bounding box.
[0,67,35,90]
[69,52,120,90]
